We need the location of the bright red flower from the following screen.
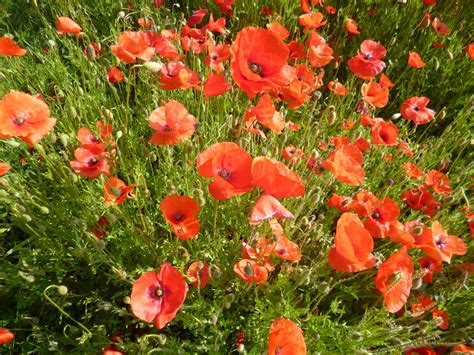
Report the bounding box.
[70,144,111,179]
[400,96,435,125]
[203,14,226,34]
[328,213,376,272]
[322,144,365,186]
[363,198,400,238]
[187,9,208,27]
[408,51,426,68]
[251,157,305,198]
[111,31,155,64]
[361,82,389,108]
[230,27,294,98]
[273,234,302,262]
[205,43,230,72]
[103,177,135,205]
[432,18,449,36]
[403,162,423,180]
[267,22,290,40]
[0,36,27,56]
[148,100,196,145]
[328,80,348,96]
[250,194,294,224]
[186,261,211,289]
[250,94,286,134]
[371,118,399,146]
[346,19,360,35]
[130,262,188,329]
[197,142,254,200]
[466,44,474,60]
[308,42,334,68]
[299,12,327,31]
[375,247,414,313]
[242,237,275,272]
[0,91,56,147]
[281,144,305,164]
[159,61,201,90]
[327,193,357,212]
[203,73,232,100]
[453,344,474,352]
[387,221,416,247]
[424,170,451,196]
[55,16,82,35]
[0,162,12,176]
[419,256,442,283]
[347,40,386,79]
[268,318,306,355]
[0,328,14,345]
[233,259,268,285]
[103,344,124,355]
[379,73,395,88]
[106,67,124,83]
[160,195,200,240]
[405,347,435,355]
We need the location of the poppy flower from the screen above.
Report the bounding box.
[70,144,111,179]
[233,259,269,285]
[325,5,337,14]
[103,177,136,205]
[251,157,305,198]
[197,142,254,200]
[250,94,286,134]
[327,193,357,212]
[288,41,306,59]
[347,40,386,79]
[205,43,230,72]
[328,80,348,96]
[403,162,423,180]
[111,31,155,64]
[346,19,360,35]
[375,247,414,313]
[354,136,370,152]
[268,318,306,355]
[0,91,57,147]
[322,144,365,186]
[431,308,449,330]
[419,256,442,283]
[267,22,290,40]
[103,344,124,355]
[202,14,226,34]
[328,213,376,272]
[371,118,399,146]
[408,51,426,68]
[56,16,82,35]
[187,9,208,27]
[0,162,12,176]
[400,96,435,125]
[466,44,474,60]
[203,73,232,100]
[230,27,294,99]
[250,194,294,224]
[400,188,441,216]
[106,67,124,84]
[0,36,27,56]
[432,18,449,36]
[130,262,188,329]
[453,344,474,352]
[405,347,435,355]
[308,42,334,68]
[364,198,400,238]
[159,61,201,91]
[160,195,200,240]
[145,30,181,60]
[273,235,302,262]
[281,144,305,164]
[361,82,389,108]
[92,217,110,240]
[148,100,196,145]
[352,190,379,217]
[379,73,395,88]
[424,170,451,196]
[387,221,415,247]
[186,261,211,288]
[0,328,14,345]
[242,237,275,272]
[180,26,209,54]
[299,12,327,31]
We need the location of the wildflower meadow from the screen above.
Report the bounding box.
[0,0,473,353]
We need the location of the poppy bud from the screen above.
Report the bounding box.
[447,51,453,60]
[411,277,423,290]
[116,130,123,139]
[95,78,102,88]
[102,107,113,118]
[122,296,131,304]
[86,44,96,60]
[94,239,106,251]
[328,111,336,125]
[143,61,164,73]
[39,206,49,214]
[19,271,35,283]
[118,11,126,19]
[223,293,235,309]
[157,334,167,345]
[436,107,446,120]
[237,344,246,354]
[0,189,8,197]
[352,331,362,341]
[209,264,222,278]
[391,113,401,120]
[209,315,218,325]
[59,134,69,147]
[48,131,57,144]
[47,39,56,48]
[57,285,68,296]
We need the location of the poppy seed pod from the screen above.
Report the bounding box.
[47,39,56,48]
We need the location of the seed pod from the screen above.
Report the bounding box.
[209,315,218,325]
[47,39,56,48]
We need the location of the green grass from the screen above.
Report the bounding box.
[1,0,473,353]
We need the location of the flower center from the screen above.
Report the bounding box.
[162,124,172,132]
[110,186,122,197]
[155,287,164,297]
[413,105,421,112]
[243,262,254,277]
[435,238,446,249]
[372,211,381,220]
[248,62,262,75]
[174,212,183,222]
[218,168,231,180]
[364,54,373,60]
[88,157,99,166]
[211,54,218,60]
[14,113,28,126]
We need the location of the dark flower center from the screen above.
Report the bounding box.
[14,113,27,126]
[413,105,421,112]
[435,238,446,249]
[211,54,218,60]
[372,211,381,220]
[248,62,263,75]
[380,132,389,143]
[277,248,287,255]
[88,157,99,166]
[162,124,172,132]
[363,54,373,60]
[155,287,164,297]
[218,168,231,180]
[174,212,183,222]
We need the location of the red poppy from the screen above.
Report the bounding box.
[145,30,181,60]
[466,44,474,60]
[322,144,365,186]
[387,221,415,247]
[0,328,14,345]
[103,344,124,355]
[281,144,305,164]
[408,51,426,68]
[347,40,386,79]
[401,188,441,216]
[363,198,400,238]
[0,91,56,147]
[230,27,294,98]
[148,100,196,145]
[268,318,307,355]
[55,16,82,35]
[186,261,211,289]
[242,237,275,272]
[187,9,208,27]
[160,195,200,240]
[159,61,201,90]
[432,18,449,36]
[352,190,379,217]
[130,262,188,329]
[300,0,322,13]
[251,157,305,198]
[273,234,302,262]
[424,170,451,196]
[400,96,435,125]
[419,256,442,283]
[233,259,268,285]
[250,194,294,224]
[403,162,423,180]
[267,22,290,40]
[197,142,254,200]
[361,82,389,108]
[421,0,436,4]
[327,193,357,212]
[111,31,155,64]
[0,162,12,176]
[70,144,111,179]
[288,41,306,59]
[375,247,414,313]
[202,14,226,34]
[250,94,286,134]
[0,36,27,56]
[299,12,327,31]
[379,73,395,88]
[346,19,360,35]
[92,217,110,240]
[325,5,337,14]
[405,347,435,355]
[203,73,232,100]
[453,344,474,352]
[180,26,209,54]
[308,42,334,68]
[431,308,449,330]
[205,43,230,72]
[328,80,348,96]
[371,118,398,146]
[328,213,376,272]
[354,136,370,152]
[106,67,124,84]
[103,177,135,205]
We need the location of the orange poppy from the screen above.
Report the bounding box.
[106,67,124,83]
[347,40,386,79]
[0,328,14,345]
[251,157,305,198]
[327,193,357,212]
[328,213,376,272]
[186,261,211,289]
[328,80,348,96]
[130,262,188,329]
[431,308,449,330]
[252,94,286,134]
[325,5,337,14]
[403,162,423,180]
[267,22,290,40]
[145,30,181,60]
[453,344,474,352]
[300,0,321,13]
[281,144,305,164]
[400,96,435,125]
[55,16,82,35]
[371,118,399,146]
[308,42,334,67]
[196,142,254,200]
[352,190,379,217]
[205,43,230,72]
[363,198,400,238]
[268,318,306,355]
[354,136,370,152]
[250,194,294,224]
[322,144,365,186]
[288,40,306,59]
[202,14,226,34]
[299,12,327,31]
[400,188,441,216]
[387,221,415,247]
[273,235,301,262]
[160,195,200,240]
[375,247,414,313]
[419,256,442,283]
[0,36,27,56]
[346,19,360,35]
[361,82,389,108]
[0,91,56,147]
[466,44,474,60]
[230,27,294,98]
[432,18,449,36]
[0,162,12,176]
[159,61,201,90]
[70,144,111,179]
[111,31,155,64]
[408,51,426,68]
[148,100,196,145]
[379,73,395,88]
[103,344,124,355]
[233,259,268,285]
[204,73,232,100]
[424,170,451,196]
[405,347,435,355]
[103,177,136,205]
[242,237,275,272]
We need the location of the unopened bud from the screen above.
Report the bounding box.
[86,44,96,60]
[118,11,126,19]
[47,39,56,48]
[157,334,166,345]
[122,296,131,304]
[209,264,221,279]
[57,285,68,296]
[39,206,49,214]
[4,140,21,148]
[209,315,218,325]
[143,61,164,73]
[116,130,123,139]
[223,293,235,309]
[391,113,402,120]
